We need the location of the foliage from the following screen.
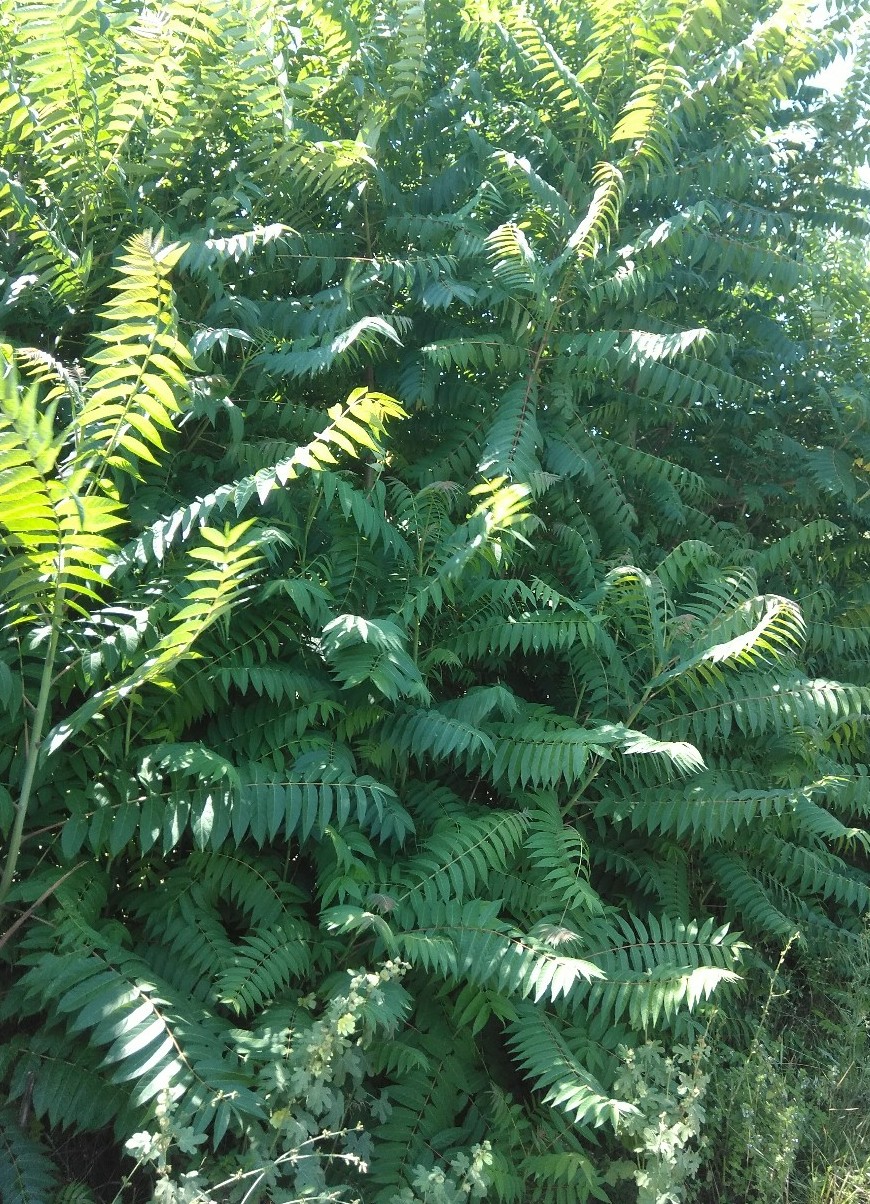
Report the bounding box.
[691,926,870,1204]
[608,1041,709,1204]
[0,0,870,1201]
[110,960,412,1204]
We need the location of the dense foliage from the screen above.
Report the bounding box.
[1,0,870,1201]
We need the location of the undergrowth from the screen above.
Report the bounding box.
[692,928,870,1204]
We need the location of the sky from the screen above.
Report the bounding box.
[811,51,854,96]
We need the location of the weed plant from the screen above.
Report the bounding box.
[692,929,870,1204]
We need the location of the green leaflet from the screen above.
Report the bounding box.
[506,1005,635,1129]
[0,1105,58,1204]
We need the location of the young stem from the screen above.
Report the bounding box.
[0,584,64,907]
[564,688,654,814]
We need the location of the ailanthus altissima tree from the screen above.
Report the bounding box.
[1,0,870,1200]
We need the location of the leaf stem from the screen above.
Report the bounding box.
[0,581,64,907]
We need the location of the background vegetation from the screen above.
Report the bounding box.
[1,0,870,1201]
